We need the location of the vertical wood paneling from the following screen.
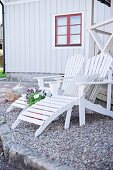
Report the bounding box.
[24,3,30,72]
[40,0,46,72]
[50,0,57,73]
[5,6,10,71]
[73,0,80,56]
[79,0,86,56]
[34,2,40,72]
[104,5,110,45]
[67,0,74,59]
[13,5,19,72]
[45,0,51,72]
[10,5,15,71]
[56,0,62,73]
[5,0,111,74]
[29,3,35,72]
[19,4,25,72]
[60,0,68,73]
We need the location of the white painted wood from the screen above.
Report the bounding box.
[85,99,113,118]
[5,0,111,73]
[79,96,85,126]
[11,53,113,137]
[26,107,54,116]
[89,30,103,51]
[21,111,49,120]
[64,108,72,129]
[19,4,25,72]
[42,98,68,105]
[85,0,95,58]
[35,101,64,109]
[32,104,58,112]
[103,34,113,52]
[24,3,30,72]
[40,0,46,73]
[107,68,112,110]
[18,115,44,125]
[34,1,40,72]
[7,54,84,112]
[34,101,74,137]
[5,0,42,6]
[90,18,113,29]
[33,75,63,80]
[6,105,15,112]
[45,0,51,72]
[11,103,27,109]
[15,100,27,105]
[12,119,21,129]
[29,2,35,72]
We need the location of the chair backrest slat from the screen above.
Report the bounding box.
[85,53,113,103]
[85,53,113,78]
[62,54,84,91]
[63,53,113,102]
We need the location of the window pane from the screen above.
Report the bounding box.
[57,17,67,26]
[70,25,80,34]
[57,36,67,44]
[70,35,80,44]
[70,16,81,25]
[57,26,67,35]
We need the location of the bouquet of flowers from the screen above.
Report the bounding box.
[26,88,46,106]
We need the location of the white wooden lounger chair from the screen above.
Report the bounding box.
[6,54,84,112]
[12,53,113,137]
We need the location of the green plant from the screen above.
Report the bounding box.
[26,88,46,106]
[0,68,6,78]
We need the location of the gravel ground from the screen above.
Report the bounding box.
[0,81,113,169]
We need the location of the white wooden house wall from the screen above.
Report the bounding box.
[5,0,110,74]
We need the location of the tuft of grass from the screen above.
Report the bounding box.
[0,68,6,78]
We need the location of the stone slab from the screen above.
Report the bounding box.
[0,118,70,170]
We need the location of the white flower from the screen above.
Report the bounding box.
[34,94,39,99]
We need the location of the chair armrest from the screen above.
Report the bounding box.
[33,75,64,89]
[45,76,75,84]
[33,74,64,80]
[46,76,113,85]
[74,80,113,85]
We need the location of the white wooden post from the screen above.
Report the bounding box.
[107,68,112,110]
[107,0,113,110]
[38,79,44,88]
[111,0,113,21]
[78,85,85,126]
[85,0,95,59]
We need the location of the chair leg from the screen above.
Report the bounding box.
[64,108,72,129]
[79,97,85,126]
[11,119,21,129]
[6,105,15,112]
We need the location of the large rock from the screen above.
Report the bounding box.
[5,89,21,102]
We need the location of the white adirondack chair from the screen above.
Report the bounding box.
[6,54,85,112]
[11,52,113,137]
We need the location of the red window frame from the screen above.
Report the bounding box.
[55,13,82,47]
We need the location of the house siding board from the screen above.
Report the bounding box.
[14,4,19,72]
[10,5,15,72]
[45,0,51,73]
[5,0,110,74]
[5,6,10,71]
[24,3,30,72]
[50,0,57,73]
[34,2,40,72]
